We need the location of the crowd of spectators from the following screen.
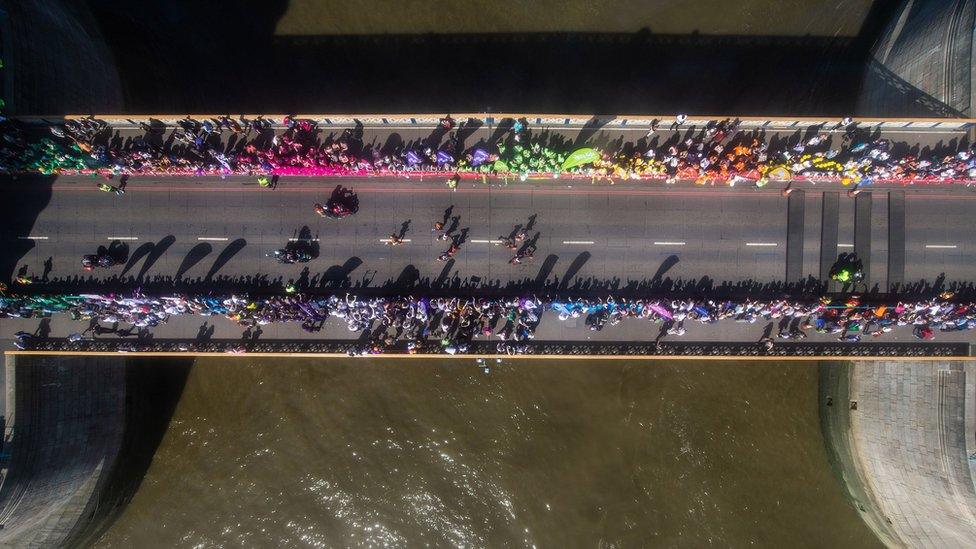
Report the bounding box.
[4,292,970,353]
[0,115,973,187]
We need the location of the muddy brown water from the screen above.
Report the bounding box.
[96,358,880,547]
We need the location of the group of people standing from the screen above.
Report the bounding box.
[2,291,972,354]
[0,115,973,189]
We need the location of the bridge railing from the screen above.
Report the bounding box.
[10,113,975,133]
[9,339,972,358]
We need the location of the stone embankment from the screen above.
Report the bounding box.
[821,360,976,547]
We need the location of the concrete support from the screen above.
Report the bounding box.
[822,360,976,548]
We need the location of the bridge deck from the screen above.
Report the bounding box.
[2,122,976,354]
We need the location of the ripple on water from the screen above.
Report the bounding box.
[95,358,882,548]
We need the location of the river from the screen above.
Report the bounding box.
[95,358,880,547]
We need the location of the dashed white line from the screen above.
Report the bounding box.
[289,237,320,242]
[925,244,958,249]
[745,242,778,247]
[563,240,595,245]
[18,236,48,240]
[471,239,503,244]
[653,241,686,246]
[108,236,139,241]
[837,243,854,248]
[197,237,229,241]
[379,238,412,243]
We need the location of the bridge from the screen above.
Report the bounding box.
[2,115,976,546]
[2,114,976,357]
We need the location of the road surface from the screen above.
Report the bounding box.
[3,174,976,351]
[5,176,976,294]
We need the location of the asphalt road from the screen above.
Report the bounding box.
[6,175,976,295]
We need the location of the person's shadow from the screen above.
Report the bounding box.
[196,322,215,343]
[241,326,263,341]
[441,205,454,225]
[397,219,411,239]
[41,257,53,282]
[34,318,52,339]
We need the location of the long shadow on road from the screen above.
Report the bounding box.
[558,252,591,291]
[313,257,363,288]
[120,236,176,279]
[176,243,212,280]
[204,239,247,280]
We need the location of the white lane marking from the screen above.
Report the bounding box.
[837,243,854,248]
[745,242,778,247]
[288,237,320,241]
[471,239,503,244]
[379,238,412,243]
[925,244,958,249]
[18,236,48,240]
[653,241,686,246]
[563,240,595,245]
[197,237,229,241]
[108,236,139,241]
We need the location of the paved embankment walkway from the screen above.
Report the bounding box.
[822,361,976,548]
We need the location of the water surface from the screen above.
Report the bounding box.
[97,358,880,547]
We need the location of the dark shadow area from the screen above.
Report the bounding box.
[0,1,123,115]
[392,264,421,290]
[176,243,213,279]
[325,185,359,216]
[534,254,559,286]
[651,255,680,283]
[64,356,193,547]
[120,236,175,279]
[18,267,976,302]
[312,257,363,288]
[285,226,319,259]
[41,257,53,282]
[857,59,966,117]
[106,241,130,263]
[0,355,192,548]
[195,321,215,343]
[559,252,592,290]
[433,259,456,288]
[85,1,902,114]
[0,176,55,283]
[204,238,247,280]
[33,318,52,339]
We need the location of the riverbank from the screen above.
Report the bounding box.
[819,360,976,546]
[0,354,190,547]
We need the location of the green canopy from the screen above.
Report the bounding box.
[493,159,510,172]
[561,148,601,170]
